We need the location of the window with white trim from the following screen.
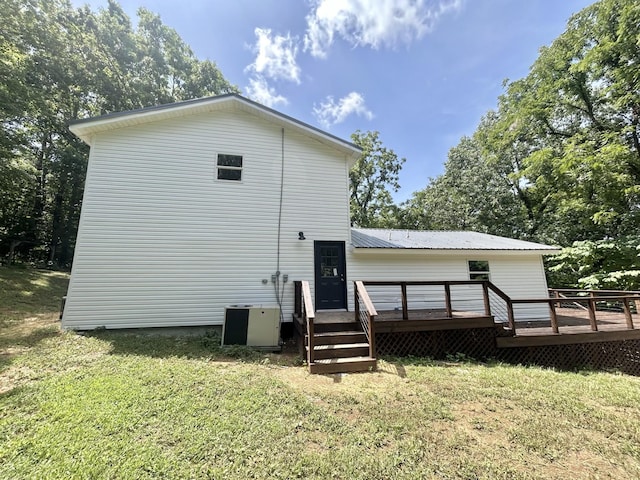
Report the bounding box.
[216,154,243,181]
[468,260,490,280]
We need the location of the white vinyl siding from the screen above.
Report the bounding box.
[63,109,351,330]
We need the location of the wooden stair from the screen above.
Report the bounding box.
[302,311,376,374]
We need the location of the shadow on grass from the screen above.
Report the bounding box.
[0,326,60,349]
[0,267,69,315]
[85,329,302,367]
[0,326,61,374]
[0,353,13,372]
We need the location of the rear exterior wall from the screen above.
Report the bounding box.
[62,109,351,330]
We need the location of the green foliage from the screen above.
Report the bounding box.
[546,235,640,289]
[0,0,238,267]
[402,127,527,237]
[349,130,405,227]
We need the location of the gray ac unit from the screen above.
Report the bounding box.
[222,305,281,350]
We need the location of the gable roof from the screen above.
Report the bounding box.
[68,94,361,160]
[351,228,560,253]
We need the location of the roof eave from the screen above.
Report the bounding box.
[351,247,561,255]
[68,94,362,160]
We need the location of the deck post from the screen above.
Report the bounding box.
[444,282,452,318]
[354,282,360,321]
[307,316,315,364]
[623,298,634,329]
[401,282,409,320]
[368,313,376,359]
[506,300,516,335]
[482,282,491,316]
[587,298,598,331]
[294,281,302,317]
[549,299,559,334]
[301,281,315,366]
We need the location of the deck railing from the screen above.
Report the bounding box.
[297,280,316,365]
[549,288,640,312]
[356,280,524,333]
[361,280,495,317]
[351,281,640,339]
[510,291,640,334]
[482,286,640,335]
[354,281,378,359]
[485,282,516,332]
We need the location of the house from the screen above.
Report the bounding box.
[63,94,558,335]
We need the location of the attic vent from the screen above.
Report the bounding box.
[217,154,243,181]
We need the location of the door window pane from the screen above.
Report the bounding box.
[320,247,339,277]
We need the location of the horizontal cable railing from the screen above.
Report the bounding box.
[487,288,510,323]
[361,280,494,321]
[511,294,640,334]
[353,282,640,338]
[550,288,640,313]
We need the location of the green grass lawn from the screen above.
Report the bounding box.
[1,267,640,479]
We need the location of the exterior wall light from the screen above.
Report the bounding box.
[298,232,306,240]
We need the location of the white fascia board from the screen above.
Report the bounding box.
[349,247,561,256]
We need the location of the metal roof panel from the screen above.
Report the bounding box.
[351,228,560,252]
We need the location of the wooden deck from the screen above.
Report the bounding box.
[296,281,640,375]
[497,308,640,347]
[316,307,640,346]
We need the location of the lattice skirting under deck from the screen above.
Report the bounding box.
[376,328,640,376]
[376,328,498,360]
[496,340,640,376]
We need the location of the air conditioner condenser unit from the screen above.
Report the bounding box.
[222,305,281,351]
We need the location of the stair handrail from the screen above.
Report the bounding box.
[485,281,516,334]
[300,280,316,365]
[354,281,378,359]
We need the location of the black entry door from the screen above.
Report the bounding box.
[314,241,347,309]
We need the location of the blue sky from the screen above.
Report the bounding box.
[74,0,594,201]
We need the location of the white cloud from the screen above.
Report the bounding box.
[246,28,301,83]
[304,0,463,58]
[313,92,374,127]
[244,76,288,108]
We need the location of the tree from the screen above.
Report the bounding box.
[349,130,405,227]
[0,0,238,267]
[402,118,527,236]
[546,236,640,290]
[495,0,640,243]
[408,0,640,286]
